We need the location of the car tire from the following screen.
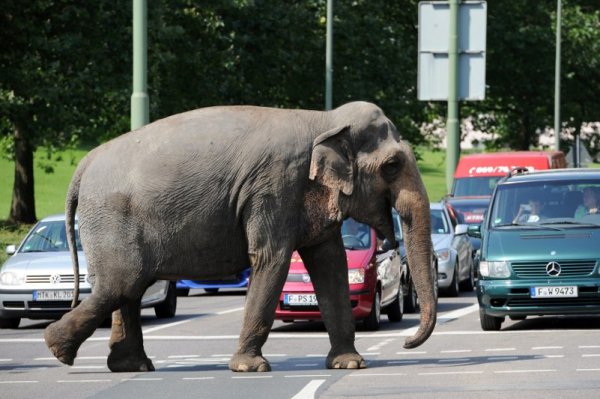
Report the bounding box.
[155,282,177,319]
[363,291,381,331]
[459,262,475,292]
[444,262,460,297]
[204,288,219,294]
[0,317,20,329]
[404,275,419,313]
[385,283,404,322]
[176,288,190,297]
[479,308,503,331]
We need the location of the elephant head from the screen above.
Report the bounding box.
[309,102,436,348]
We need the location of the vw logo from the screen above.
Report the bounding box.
[546,262,561,277]
[302,274,311,283]
[49,274,62,284]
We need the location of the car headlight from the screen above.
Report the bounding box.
[479,261,510,278]
[348,269,365,284]
[0,271,26,286]
[436,249,450,261]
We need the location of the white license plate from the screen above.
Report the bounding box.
[284,293,318,306]
[530,286,578,298]
[33,290,74,301]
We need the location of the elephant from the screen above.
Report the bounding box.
[44,101,436,373]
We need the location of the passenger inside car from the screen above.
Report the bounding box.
[513,195,546,224]
[575,187,600,218]
[341,218,371,247]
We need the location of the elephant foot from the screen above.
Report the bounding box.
[107,351,155,372]
[326,351,366,369]
[229,353,271,372]
[44,321,79,366]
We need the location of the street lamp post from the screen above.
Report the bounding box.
[131,0,149,130]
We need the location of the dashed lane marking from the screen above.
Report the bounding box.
[291,379,326,399]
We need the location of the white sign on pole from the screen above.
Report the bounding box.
[418,1,487,101]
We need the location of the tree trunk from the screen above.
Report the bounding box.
[8,123,37,224]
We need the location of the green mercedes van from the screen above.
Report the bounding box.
[470,168,600,331]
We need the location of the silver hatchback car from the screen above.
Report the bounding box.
[0,214,177,328]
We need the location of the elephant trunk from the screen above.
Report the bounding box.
[396,191,436,349]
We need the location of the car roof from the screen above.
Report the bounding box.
[499,168,600,185]
[445,196,490,205]
[38,213,77,222]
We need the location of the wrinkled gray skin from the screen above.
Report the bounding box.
[44,101,435,373]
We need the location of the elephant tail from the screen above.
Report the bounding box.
[67,153,94,308]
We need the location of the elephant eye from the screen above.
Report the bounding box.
[381,159,402,178]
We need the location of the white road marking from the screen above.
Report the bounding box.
[532,346,563,350]
[418,371,483,376]
[285,375,331,378]
[0,358,12,362]
[494,369,556,374]
[121,378,163,381]
[0,380,38,384]
[216,307,245,315]
[366,338,394,352]
[182,377,215,380]
[535,355,564,359]
[57,379,112,383]
[232,376,273,379]
[349,373,407,377]
[438,358,472,363]
[441,349,472,353]
[291,379,326,399]
[577,369,600,372]
[296,363,319,367]
[579,345,600,349]
[582,354,600,357]
[485,347,516,352]
[395,351,427,355]
[72,365,106,369]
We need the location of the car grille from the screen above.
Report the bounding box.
[507,297,600,307]
[512,260,597,278]
[25,274,86,284]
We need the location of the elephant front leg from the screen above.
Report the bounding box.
[107,302,154,372]
[229,250,290,372]
[299,238,366,370]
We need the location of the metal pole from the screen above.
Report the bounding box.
[554,0,561,151]
[131,0,149,130]
[446,0,460,192]
[325,0,333,110]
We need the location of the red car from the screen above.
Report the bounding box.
[275,216,405,330]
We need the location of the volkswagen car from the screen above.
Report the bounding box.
[0,214,177,328]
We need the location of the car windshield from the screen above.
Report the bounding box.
[490,179,600,228]
[453,177,500,196]
[19,220,83,253]
[449,202,488,224]
[430,209,449,234]
[341,218,371,250]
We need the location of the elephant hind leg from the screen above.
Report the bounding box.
[107,300,154,372]
[44,294,117,366]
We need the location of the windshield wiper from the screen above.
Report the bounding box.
[539,220,599,227]
[494,223,562,231]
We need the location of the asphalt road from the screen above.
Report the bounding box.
[2,289,600,399]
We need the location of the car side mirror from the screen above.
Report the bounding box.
[6,245,16,255]
[455,224,468,235]
[467,224,482,239]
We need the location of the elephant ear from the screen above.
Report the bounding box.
[309,125,354,195]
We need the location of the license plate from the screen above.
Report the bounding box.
[530,286,578,298]
[33,290,74,301]
[284,293,318,306]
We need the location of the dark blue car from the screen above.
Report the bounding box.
[176,268,251,295]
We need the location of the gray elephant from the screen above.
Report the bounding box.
[44,101,435,373]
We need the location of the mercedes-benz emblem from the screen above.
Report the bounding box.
[50,274,61,284]
[546,262,561,277]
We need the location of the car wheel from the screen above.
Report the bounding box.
[155,282,177,319]
[363,291,381,331]
[0,317,20,329]
[176,288,190,297]
[404,275,419,313]
[204,288,219,294]
[385,283,404,322]
[459,262,475,292]
[479,307,504,331]
[444,262,460,297]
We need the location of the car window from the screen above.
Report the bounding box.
[430,209,449,234]
[490,180,600,227]
[447,202,487,224]
[341,218,372,249]
[20,221,83,252]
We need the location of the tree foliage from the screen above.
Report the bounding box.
[1,0,599,223]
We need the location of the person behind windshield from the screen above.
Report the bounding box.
[575,187,600,219]
[513,195,545,224]
[342,218,370,245]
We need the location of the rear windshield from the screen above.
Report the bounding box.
[20,221,82,253]
[490,180,600,228]
[452,177,501,197]
[449,202,488,224]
